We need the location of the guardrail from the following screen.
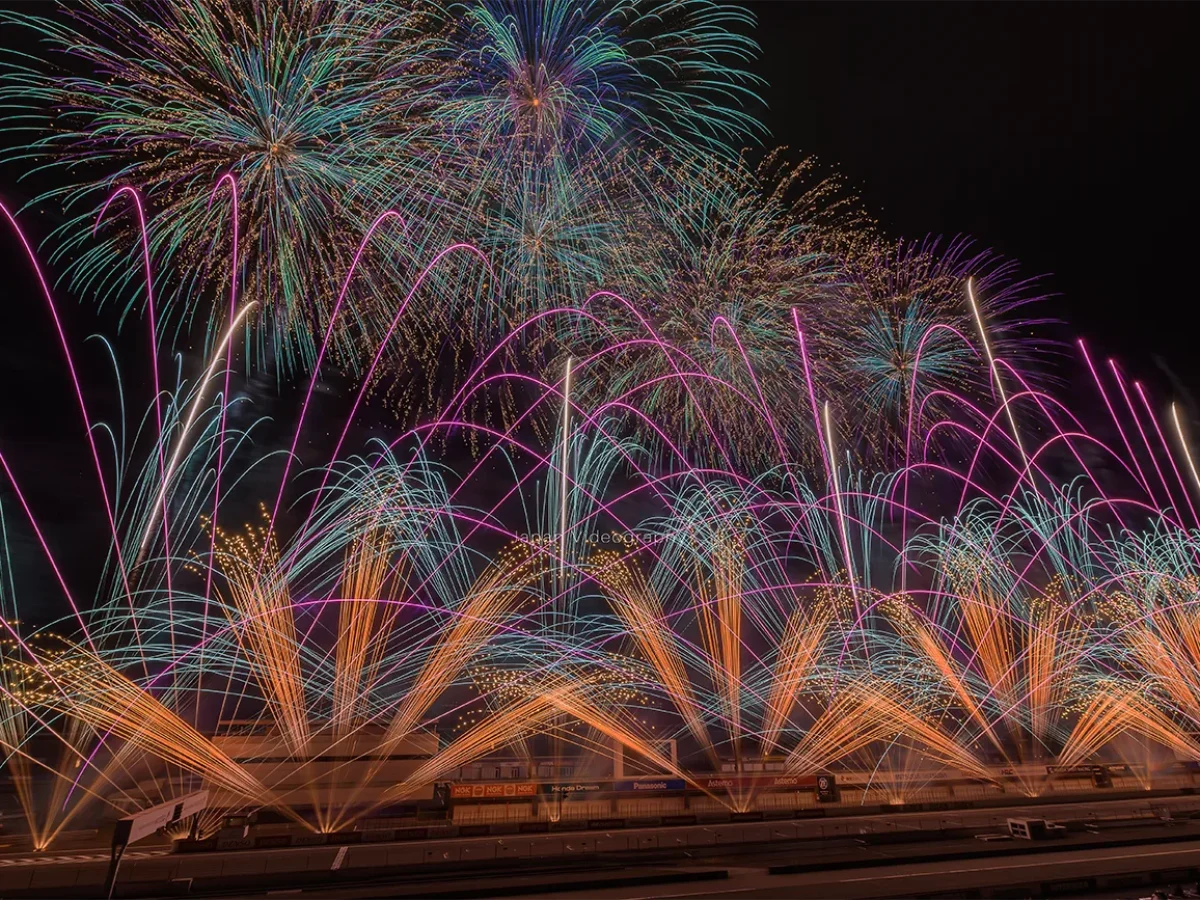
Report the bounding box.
[171,786,1200,855]
[6,797,1200,899]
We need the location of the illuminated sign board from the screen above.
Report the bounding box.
[612,779,687,792]
[449,782,538,799]
[447,774,822,800]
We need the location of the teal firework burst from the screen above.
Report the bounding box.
[0,0,447,375]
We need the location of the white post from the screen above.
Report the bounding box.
[667,739,678,769]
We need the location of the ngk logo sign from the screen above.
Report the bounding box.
[449,782,537,799]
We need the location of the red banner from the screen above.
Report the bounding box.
[696,774,817,791]
[450,782,538,799]
[449,774,816,800]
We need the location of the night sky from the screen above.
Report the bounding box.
[754,2,1195,400]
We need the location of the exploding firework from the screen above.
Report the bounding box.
[1,0,457,376]
[0,2,1197,849]
[0,0,762,382]
[3,183,1199,848]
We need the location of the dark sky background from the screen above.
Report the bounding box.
[755,2,1195,401]
[0,3,1195,619]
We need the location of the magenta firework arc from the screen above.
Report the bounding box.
[1,173,1198,842]
[0,0,1196,851]
[0,0,1043,463]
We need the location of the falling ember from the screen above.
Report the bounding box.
[1172,403,1200,497]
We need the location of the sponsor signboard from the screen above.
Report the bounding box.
[1049,761,1132,781]
[816,774,838,803]
[612,779,687,792]
[448,773,820,800]
[544,781,606,795]
[696,774,816,791]
[1158,760,1200,774]
[1030,762,1134,779]
[586,818,627,829]
[834,772,873,786]
[449,782,538,799]
[1046,764,1108,776]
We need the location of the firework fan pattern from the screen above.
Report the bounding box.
[0,0,1195,850]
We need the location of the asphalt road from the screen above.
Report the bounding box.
[217,833,1200,900]
[4,791,1197,866]
[523,840,1200,900]
[5,793,1200,898]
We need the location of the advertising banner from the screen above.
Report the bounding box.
[816,774,838,803]
[448,773,821,800]
[695,774,817,792]
[612,779,688,792]
[449,782,538,799]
